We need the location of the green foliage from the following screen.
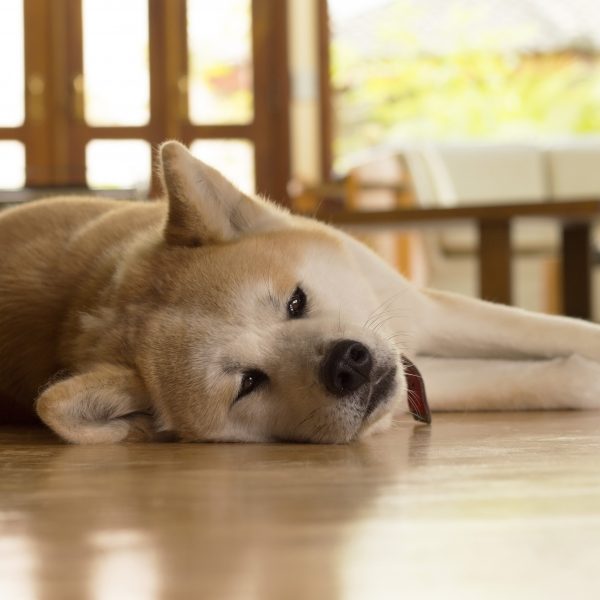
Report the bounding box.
[331,12,600,170]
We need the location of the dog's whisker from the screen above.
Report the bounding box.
[372,313,409,333]
[385,334,412,346]
[294,380,318,396]
[297,407,320,429]
[363,291,406,329]
[367,307,410,331]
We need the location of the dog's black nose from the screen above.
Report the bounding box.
[320,340,373,396]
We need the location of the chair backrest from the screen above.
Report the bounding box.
[424,142,548,206]
[401,145,451,208]
[349,153,411,210]
[340,139,600,211]
[399,142,556,260]
[544,138,600,201]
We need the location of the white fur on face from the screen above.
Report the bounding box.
[164,236,408,444]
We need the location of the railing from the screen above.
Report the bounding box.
[302,199,600,320]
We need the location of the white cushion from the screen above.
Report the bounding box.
[431,142,547,205]
[545,138,600,200]
[438,221,559,255]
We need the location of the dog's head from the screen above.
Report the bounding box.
[38,142,422,444]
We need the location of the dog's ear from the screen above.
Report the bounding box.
[159,140,289,246]
[36,365,159,444]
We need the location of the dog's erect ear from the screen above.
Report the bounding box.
[159,140,289,246]
[36,365,159,444]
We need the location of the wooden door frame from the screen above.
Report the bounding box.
[317,0,333,182]
[3,0,291,201]
[252,0,290,204]
[0,0,55,187]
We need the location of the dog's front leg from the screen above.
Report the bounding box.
[414,288,600,362]
[343,230,600,361]
[415,355,600,411]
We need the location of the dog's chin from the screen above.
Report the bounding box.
[214,366,402,445]
[356,367,402,439]
[364,366,397,418]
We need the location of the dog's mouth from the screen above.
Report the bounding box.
[363,365,398,420]
[362,357,432,425]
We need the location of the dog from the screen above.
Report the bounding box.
[1,141,600,444]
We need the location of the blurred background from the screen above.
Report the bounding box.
[1,0,600,315]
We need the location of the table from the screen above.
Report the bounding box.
[311,200,600,320]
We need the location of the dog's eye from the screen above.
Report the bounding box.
[287,286,307,319]
[235,369,268,402]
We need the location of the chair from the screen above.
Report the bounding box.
[543,138,600,315]
[545,138,600,201]
[402,142,558,310]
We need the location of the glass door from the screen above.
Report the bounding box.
[0,0,290,202]
[0,0,29,189]
[186,0,255,194]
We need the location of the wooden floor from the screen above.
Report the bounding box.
[1,412,599,600]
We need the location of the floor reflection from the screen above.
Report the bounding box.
[90,530,159,600]
[0,535,37,600]
[0,421,425,600]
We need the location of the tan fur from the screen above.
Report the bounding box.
[0,142,403,443]
[6,141,599,444]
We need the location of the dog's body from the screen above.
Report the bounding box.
[2,141,600,443]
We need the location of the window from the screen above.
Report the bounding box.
[0,0,290,202]
[0,0,25,128]
[0,0,25,190]
[190,139,255,195]
[82,0,150,127]
[0,141,26,190]
[187,0,254,126]
[86,140,152,191]
[325,0,600,174]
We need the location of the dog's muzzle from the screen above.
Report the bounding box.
[319,340,432,426]
[320,338,400,422]
[320,339,373,396]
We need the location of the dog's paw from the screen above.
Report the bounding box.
[554,354,600,410]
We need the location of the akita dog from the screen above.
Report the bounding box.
[1,141,600,444]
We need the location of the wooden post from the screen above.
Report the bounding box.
[562,222,592,319]
[478,219,512,304]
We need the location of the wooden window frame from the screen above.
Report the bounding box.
[317,0,333,182]
[0,0,54,186]
[1,0,290,203]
